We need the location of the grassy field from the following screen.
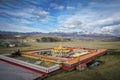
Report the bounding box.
[0,39,120,54]
[44,53,120,80]
[0,39,120,80]
[40,40,120,80]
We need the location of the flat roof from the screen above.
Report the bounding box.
[66,49,107,65]
[21,48,107,65]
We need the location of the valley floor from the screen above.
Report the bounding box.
[0,39,120,80]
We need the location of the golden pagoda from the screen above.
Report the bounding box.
[51,44,70,53]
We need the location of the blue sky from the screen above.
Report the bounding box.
[0,0,120,36]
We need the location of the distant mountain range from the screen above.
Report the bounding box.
[0,31,42,35]
[0,31,120,40]
[48,32,120,39]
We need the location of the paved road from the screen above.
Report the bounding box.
[0,61,43,80]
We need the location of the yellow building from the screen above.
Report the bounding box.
[51,44,70,56]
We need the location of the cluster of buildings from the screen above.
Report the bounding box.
[0,44,107,75]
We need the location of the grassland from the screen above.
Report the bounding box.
[0,38,120,80]
[44,53,120,80]
[0,39,120,54]
[41,40,119,80]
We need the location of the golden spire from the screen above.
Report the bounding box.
[52,43,70,53]
[58,43,63,49]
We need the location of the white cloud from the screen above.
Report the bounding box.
[50,3,64,10]
[0,9,33,19]
[55,29,63,32]
[93,24,120,35]
[66,6,75,10]
[19,19,32,24]
[85,17,120,28]
[36,11,49,19]
[57,14,90,31]
[55,0,120,35]
[0,6,50,23]
[61,18,83,29]
[56,6,64,10]
[56,11,120,35]
[0,23,43,32]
